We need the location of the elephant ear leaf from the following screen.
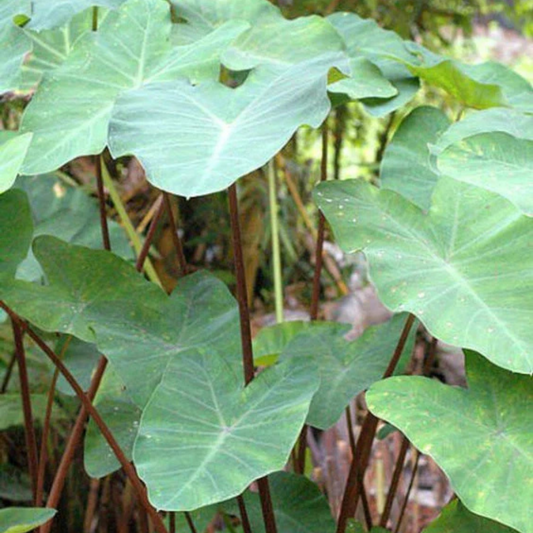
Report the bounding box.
[315,177,533,374]
[367,352,533,533]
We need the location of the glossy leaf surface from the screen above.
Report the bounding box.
[135,357,318,510]
[315,177,533,374]
[367,353,533,533]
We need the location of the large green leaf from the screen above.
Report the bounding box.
[253,321,312,365]
[0,394,50,431]
[367,352,533,533]
[27,0,127,30]
[437,132,533,216]
[380,106,451,210]
[223,471,335,533]
[19,0,248,176]
[424,499,519,533]
[1,236,166,343]
[14,174,133,282]
[0,133,32,194]
[0,507,56,533]
[109,51,343,197]
[279,314,415,429]
[0,190,33,280]
[315,177,533,374]
[135,356,318,510]
[109,7,347,197]
[402,43,533,111]
[328,12,420,116]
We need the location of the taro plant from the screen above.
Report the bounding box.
[0,0,532,532]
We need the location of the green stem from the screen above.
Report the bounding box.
[92,7,98,31]
[100,158,163,288]
[268,160,284,324]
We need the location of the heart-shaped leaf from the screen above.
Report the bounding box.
[315,177,533,374]
[437,132,533,216]
[0,133,32,194]
[424,499,519,533]
[0,507,56,533]
[279,314,416,429]
[222,471,335,533]
[19,0,248,176]
[380,106,450,210]
[367,352,533,533]
[135,355,318,510]
[328,12,420,116]
[1,236,166,343]
[0,190,33,280]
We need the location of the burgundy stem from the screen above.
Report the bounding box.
[345,406,372,530]
[11,318,39,503]
[185,512,198,533]
[336,314,416,533]
[393,451,420,533]
[379,436,410,528]
[297,122,330,476]
[228,183,276,533]
[163,193,188,277]
[169,513,176,533]
[237,495,253,533]
[36,336,73,507]
[0,350,16,393]
[8,316,168,533]
[136,194,165,272]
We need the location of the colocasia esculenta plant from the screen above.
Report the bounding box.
[0,0,532,532]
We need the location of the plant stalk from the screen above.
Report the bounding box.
[336,313,416,533]
[11,318,39,503]
[228,183,277,533]
[393,451,420,533]
[100,157,162,287]
[95,156,111,251]
[268,160,284,323]
[136,194,165,272]
[163,193,188,276]
[10,317,168,533]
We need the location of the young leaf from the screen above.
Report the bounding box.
[279,314,416,430]
[402,43,533,111]
[134,356,318,510]
[0,190,33,280]
[380,106,451,210]
[0,507,56,533]
[424,499,519,533]
[253,321,313,364]
[221,471,335,533]
[328,12,420,116]
[19,0,247,176]
[315,177,533,374]
[367,352,532,533]
[437,132,533,216]
[0,133,32,194]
